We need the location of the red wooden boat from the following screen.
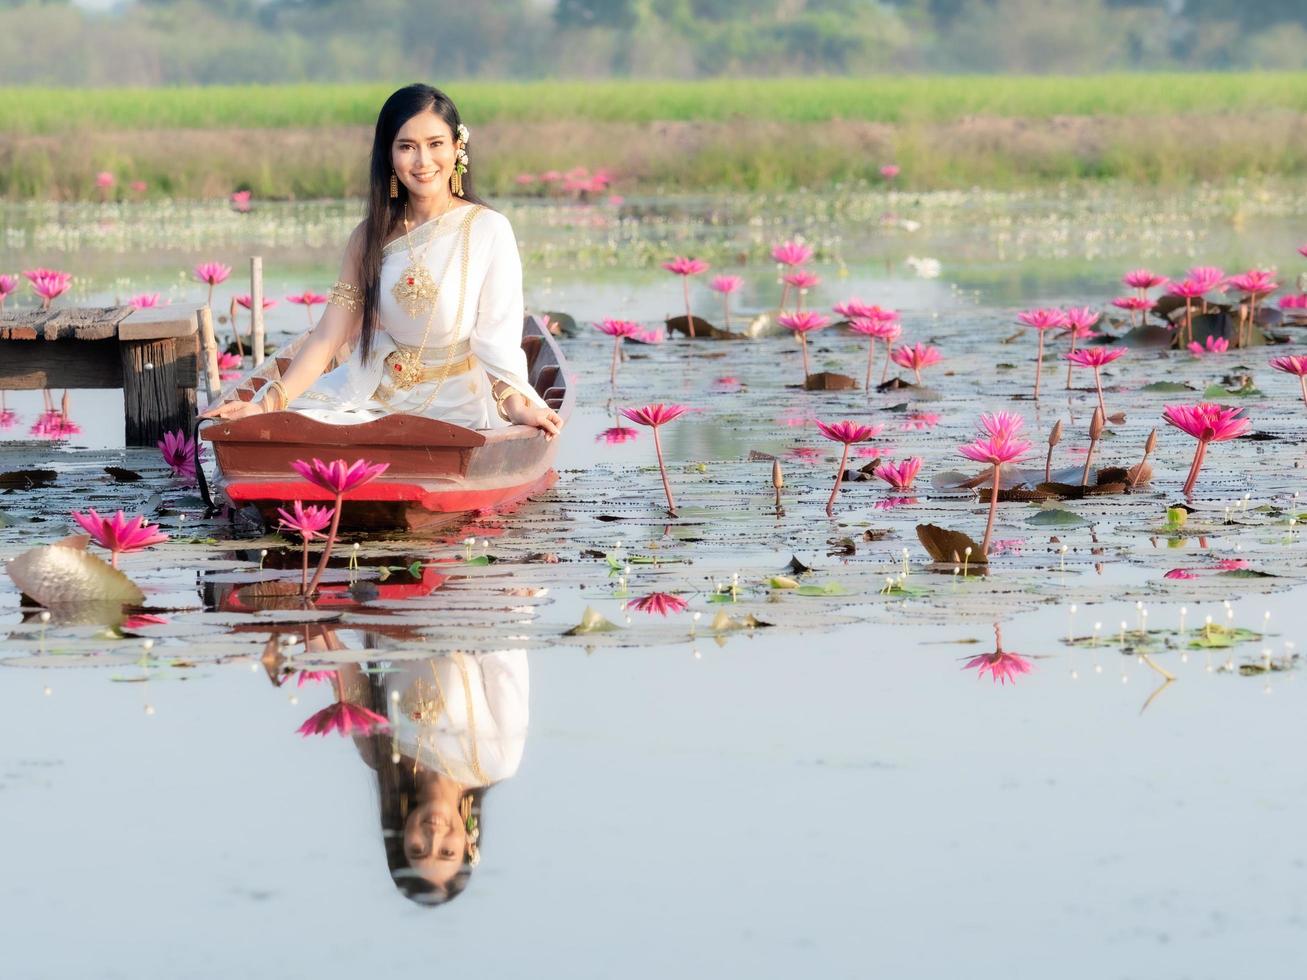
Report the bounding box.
[200,316,572,531]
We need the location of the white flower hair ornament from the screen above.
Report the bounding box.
[455,123,470,175]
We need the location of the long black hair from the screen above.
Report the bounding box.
[357,83,490,364]
[362,666,486,907]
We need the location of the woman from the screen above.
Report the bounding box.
[201,84,562,438]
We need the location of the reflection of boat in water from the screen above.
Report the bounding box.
[200,317,573,532]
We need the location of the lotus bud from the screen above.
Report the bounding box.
[1144,428,1157,455]
[1089,406,1105,440]
[772,459,784,489]
[1048,419,1062,447]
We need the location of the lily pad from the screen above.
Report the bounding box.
[5,535,145,605]
[1026,507,1090,528]
[795,582,852,597]
[563,606,620,636]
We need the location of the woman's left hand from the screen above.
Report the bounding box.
[506,399,563,440]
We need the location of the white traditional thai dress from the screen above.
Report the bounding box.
[355,652,530,787]
[290,204,547,429]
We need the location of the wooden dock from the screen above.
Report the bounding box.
[0,304,203,445]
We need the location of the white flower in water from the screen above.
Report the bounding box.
[899,219,922,232]
[905,255,941,279]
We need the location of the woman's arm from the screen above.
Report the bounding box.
[200,223,367,421]
[469,215,562,439]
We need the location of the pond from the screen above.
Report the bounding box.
[2,185,1306,978]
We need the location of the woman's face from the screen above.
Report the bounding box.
[391,110,459,200]
[403,793,468,889]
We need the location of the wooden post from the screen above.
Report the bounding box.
[198,304,221,402]
[250,256,265,367]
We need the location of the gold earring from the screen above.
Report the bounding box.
[389,171,398,198]
[451,142,466,197]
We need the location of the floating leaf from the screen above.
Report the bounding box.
[466,555,498,566]
[563,606,619,635]
[915,524,987,564]
[710,610,771,631]
[5,535,144,605]
[0,468,57,489]
[804,371,857,391]
[104,466,143,483]
[795,581,852,596]
[1217,568,1275,579]
[1203,383,1262,398]
[769,575,799,589]
[1025,508,1090,528]
[1140,381,1195,393]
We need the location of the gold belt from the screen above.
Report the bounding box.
[374,349,476,403]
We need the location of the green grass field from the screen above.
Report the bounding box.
[5,73,1306,133]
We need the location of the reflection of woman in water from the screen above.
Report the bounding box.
[334,651,529,905]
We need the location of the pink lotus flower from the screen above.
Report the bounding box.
[963,651,1033,685]
[22,267,65,283]
[1168,278,1208,301]
[1111,294,1153,325]
[129,180,147,193]
[880,163,900,180]
[1299,245,1307,258]
[833,298,876,320]
[287,291,328,326]
[1018,308,1069,398]
[235,294,276,310]
[0,409,16,430]
[540,170,562,183]
[157,429,203,481]
[1216,558,1248,571]
[129,292,163,309]
[901,412,940,430]
[230,189,252,212]
[626,592,689,616]
[1228,268,1278,297]
[1065,347,1126,418]
[295,670,338,687]
[960,413,1031,557]
[663,257,709,336]
[1279,293,1307,312]
[217,352,242,380]
[1123,268,1166,292]
[598,318,642,383]
[71,509,168,568]
[95,171,115,189]
[276,500,334,541]
[710,275,743,328]
[663,257,709,278]
[194,261,231,286]
[1059,306,1101,386]
[121,613,169,630]
[514,173,537,185]
[874,457,922,491]
[620,404,690,515]
[1164,568,1199,580]
[31,272,71,309]
[771,240,813,267]
[849,313,901,388]
[0,274,17,308]
[779,311,830,383]
[1162,403,1252,496]
[782,270,820,290]
[291,458,389,496]
[1270,354,1307,411]
[1187,336,1229,357]
[816,419,880,517]
[1186,266,1226,293]
[890,342,942,385]
[597,425,639,445]
[297,701,389,737]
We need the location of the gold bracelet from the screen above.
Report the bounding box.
[493,382,518,423]
[328,280,362,314]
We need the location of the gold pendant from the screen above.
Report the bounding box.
[383,348,423,391]
[391,262,439,318]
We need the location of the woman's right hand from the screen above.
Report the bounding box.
[199,398,269,421]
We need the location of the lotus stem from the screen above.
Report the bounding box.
[1092,365,1107,419]
[1034,331,1045,399]
[1183,297,1193,348]
[301,539,310,595]
[682,278,695,339]
[881,343,892,383]
[1182,439,1208,498]
[864,338,876,391]
[1082,407,1104,487]
[800,333,810,383]
[1045,419,1062,483]
[981,463,1001,557]
[1130,428,1157,488]
[826,443,851,518]
[722,294,731,331]
[306,493,345,595]
[206,283,215,311]
[779,280,790,312]
[652,425,677,517]
[229,296,245,358]
[913,366,922,385]
[1299,375,1307,412]
[610,336,621,386]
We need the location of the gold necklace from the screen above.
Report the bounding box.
[390,196,455,318]
[378,205,481,397]
[406,653,487,784]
